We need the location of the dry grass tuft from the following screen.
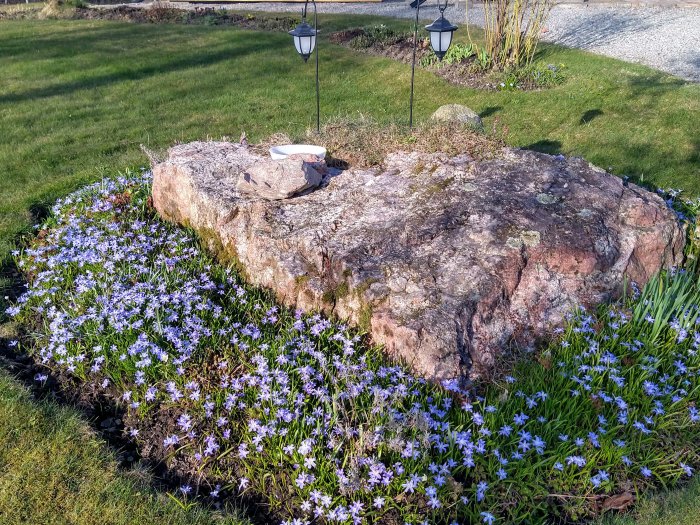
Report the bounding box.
[256,117,504,170]
[39,0,63,19]
[37,0,84,19]
[252,132,294,158]
[0,3,41,16]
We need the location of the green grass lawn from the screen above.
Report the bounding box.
[0,367,250,525]
[602,477,700,525]
[0,11,699,525]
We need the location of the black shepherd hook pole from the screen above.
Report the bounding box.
[303,0,320,134]
[409,0,427,129]
[290,0,320,134]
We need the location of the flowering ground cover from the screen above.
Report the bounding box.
[6,171,700,525]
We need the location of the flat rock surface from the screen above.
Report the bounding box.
[153,141,684,382]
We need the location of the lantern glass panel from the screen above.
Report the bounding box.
[294,35,316,57]
[430,30,452,55]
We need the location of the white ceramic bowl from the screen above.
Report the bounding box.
[269,144,326,161]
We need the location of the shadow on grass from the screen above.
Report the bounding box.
[580,109,603,125]
[530,42,564,63]
[0,197,56,317]
[524,139,562,155]
[0,257,23,321]
[625,70,688,95]
[28,200,52,225]
[0,24,164,57]
[479,106,501,118]
[0,39,277,104]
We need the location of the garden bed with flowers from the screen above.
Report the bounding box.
[328,25,566,91]
[6,171,700,525]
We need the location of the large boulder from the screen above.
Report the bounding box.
[152,141,685,382]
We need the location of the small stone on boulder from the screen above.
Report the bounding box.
[237,155,322,200]
[431,104,484,130]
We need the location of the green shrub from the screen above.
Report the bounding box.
[475,0,554,70]
[476,47,492,71]
[659,189,700,262]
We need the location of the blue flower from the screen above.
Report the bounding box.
[566,455,586,468]
[680,463,694,477]
[480,512,496,524]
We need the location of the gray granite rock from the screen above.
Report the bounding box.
[431,104,484,131]
[152,140,685,383]
[237,155,322,200]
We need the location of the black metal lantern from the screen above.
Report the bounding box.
[289,0,320,133]
[425,9,458,61]
[289,20,317,63]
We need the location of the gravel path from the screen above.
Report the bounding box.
[154,1,700,81]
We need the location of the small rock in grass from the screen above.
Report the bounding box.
[431,104,484,131]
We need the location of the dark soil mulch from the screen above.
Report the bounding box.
[77,5,298,31]
[0,4,298,31]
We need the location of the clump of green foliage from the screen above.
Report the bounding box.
[498,63,567,90]
[659,190,700,261]
[475,46,492,71]
[420,38,566,89]
[420,42,477,68]
[348,24,412,49]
